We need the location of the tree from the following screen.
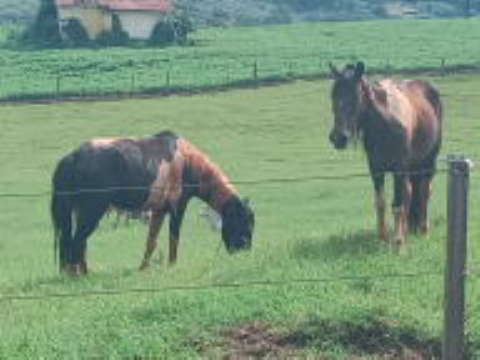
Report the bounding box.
[23,0,62,47]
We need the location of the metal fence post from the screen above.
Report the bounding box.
[443,156,471,360]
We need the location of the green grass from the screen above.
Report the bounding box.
[0,74,479,358]
[1,18,480,100]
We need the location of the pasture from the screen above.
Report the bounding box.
[0,73,479,358]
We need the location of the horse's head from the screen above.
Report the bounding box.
[328,61,367,150]
[220,196,255,253]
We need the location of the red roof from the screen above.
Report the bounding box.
[57,0,173,12]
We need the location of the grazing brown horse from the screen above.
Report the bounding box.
[51,131,255,275]
[328,62,443,245]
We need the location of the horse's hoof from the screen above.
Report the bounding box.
[390,235,406,250]
[419,223,430,235]
[378,228,389,241]
[139,262,150,271]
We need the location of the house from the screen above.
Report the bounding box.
[56,0,174,40]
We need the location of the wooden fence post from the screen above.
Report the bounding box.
[166,65,171,90]
[56,75,61,97]
[130,72,136,96]
[443,156,471,360]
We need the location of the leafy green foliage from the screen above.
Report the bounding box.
[148,11,194,47]
[96,14,129,47]
[62,18,90,48]
[22,0,62,48]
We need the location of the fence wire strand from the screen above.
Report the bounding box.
[0,270,443,303]
[0,167,449,199]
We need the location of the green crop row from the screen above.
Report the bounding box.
[0,18,479,100]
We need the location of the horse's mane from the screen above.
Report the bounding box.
[154,130,178,140]
[178,139,237,211]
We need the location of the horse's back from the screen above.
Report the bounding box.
[403,79,443,123]
[61,136,174,210]
[374,78,442,168]
[401,79,443,167]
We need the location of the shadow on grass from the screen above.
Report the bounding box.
[278,315,441,358]
[198,314,443,359]
[294,229,386,262]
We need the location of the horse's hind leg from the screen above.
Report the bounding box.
[70,201,109,275]
[408,174,422,233]
[418,174,433,234]
[392,174,412,246]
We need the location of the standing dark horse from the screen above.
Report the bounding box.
[51,131,255,275]
[328,62,442,245]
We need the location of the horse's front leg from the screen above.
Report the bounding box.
[168,199,188,265]
[371,171,388,241]
[392,173,412,246]
[140,209,167,270]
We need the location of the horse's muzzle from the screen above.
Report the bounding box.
[226,238,252,254]
[329,131,348,150]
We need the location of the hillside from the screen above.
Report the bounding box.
[0,0,476,25]
[0,0,37,24]
[187,0,473,26]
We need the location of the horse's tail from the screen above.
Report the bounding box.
[425,82,444,124]
[51,154,76,271]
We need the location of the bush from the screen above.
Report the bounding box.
[61,18,90,47]
[148,11,194,47]
[96,14,129,47]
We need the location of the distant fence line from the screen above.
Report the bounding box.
[1,57,480,103]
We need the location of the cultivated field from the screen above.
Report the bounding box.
[0,72,479,357]
[1,18,480,100]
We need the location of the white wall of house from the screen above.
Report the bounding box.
[116,11,164,40]
[58,7,112,39]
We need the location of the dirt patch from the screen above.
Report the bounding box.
[221,321,296,359]
[197,318,441,359]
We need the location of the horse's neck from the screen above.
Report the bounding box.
[358,81,392,148]
[200,164,237,213]
[360,81,391,128]
[180,140,236,213]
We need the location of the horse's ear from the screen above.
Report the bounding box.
[354,61,365,80]
[328,62,341,78]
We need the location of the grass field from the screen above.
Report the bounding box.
[0,73,479,358]
[1,18,480,100]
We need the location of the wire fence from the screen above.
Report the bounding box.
[2,57,480,103]
[0,166,451,199]
[0,270,444,303]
